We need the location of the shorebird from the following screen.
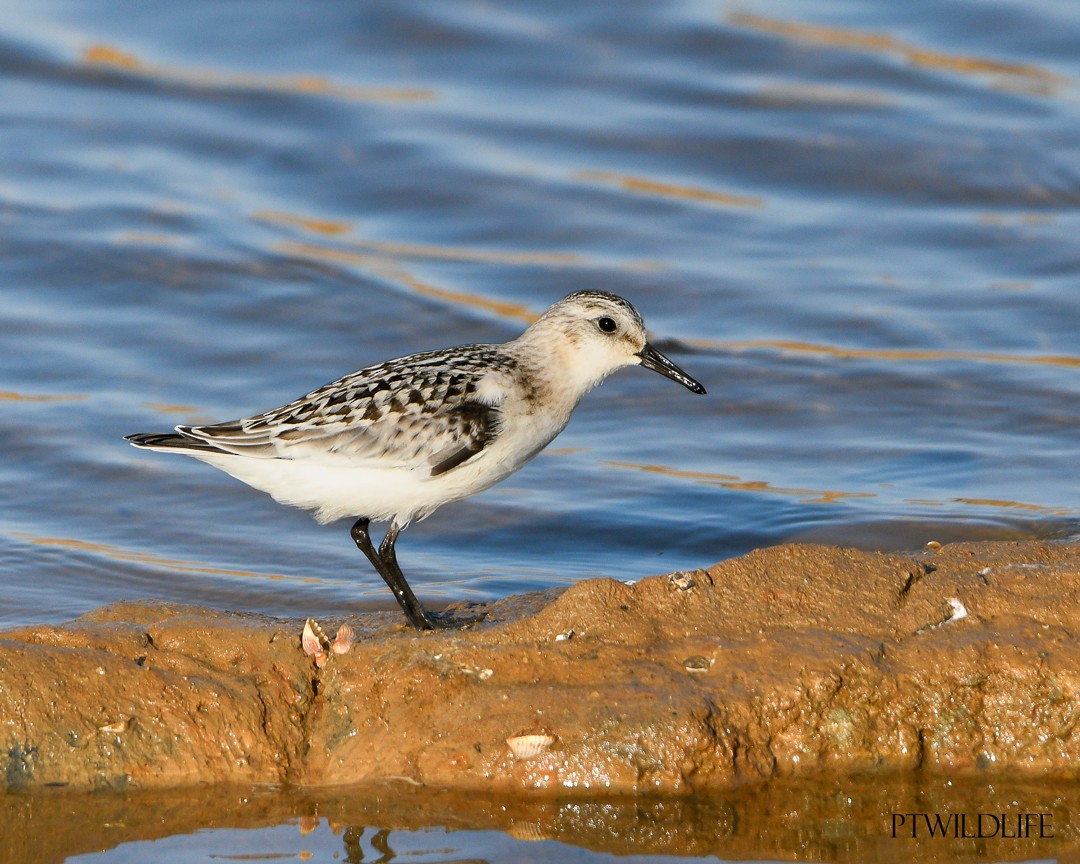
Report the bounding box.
[126,290,706,630]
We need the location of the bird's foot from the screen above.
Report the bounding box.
[412,604,488,631]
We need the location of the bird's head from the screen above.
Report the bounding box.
[521,290,706,396]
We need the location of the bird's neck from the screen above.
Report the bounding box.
[505,329,617,408]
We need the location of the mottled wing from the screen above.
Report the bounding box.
[178,346,516,475]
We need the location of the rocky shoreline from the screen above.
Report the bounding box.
[2,541,1078,793]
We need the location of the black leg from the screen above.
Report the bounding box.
[379,523,487,629]
[350,517,437,630]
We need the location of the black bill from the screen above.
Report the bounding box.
[636,343,706,395]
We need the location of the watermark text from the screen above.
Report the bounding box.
[891,812,1053,840]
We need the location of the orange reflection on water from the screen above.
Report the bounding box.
[260,213,590,267]
[274,240,540,324]
[575,170,765,209]
[142,401,211,418]
[953,497,1060,513]
[727,12,1068,94]
[0,390,85,402]
[711,339,1080,370]
[252,210,354,237]
[604,460,872,504]
[21,534,323,585]
[81,44,437,104]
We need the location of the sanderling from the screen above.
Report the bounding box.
[126,290,706,630]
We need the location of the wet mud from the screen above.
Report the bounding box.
[1,541,1078,796]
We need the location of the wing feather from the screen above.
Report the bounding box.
[178,346,515,475]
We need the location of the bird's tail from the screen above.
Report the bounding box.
[124,431,225,454]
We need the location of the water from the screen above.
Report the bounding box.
[2,0,1079,859]
[11,777,1075,864]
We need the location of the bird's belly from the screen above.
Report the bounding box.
[191,408,569,526]
[193,449,525,526]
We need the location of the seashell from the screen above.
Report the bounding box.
[98,718,129,735]
[925,540,942,550]
[682,655,713,673]
[506,731,556,759]
[332,622,357,654]
[554,629,574,642]
[302,618,329,656]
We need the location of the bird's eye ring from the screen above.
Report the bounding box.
[597,317,617,333]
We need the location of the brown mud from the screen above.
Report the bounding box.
[1,541,1079,859]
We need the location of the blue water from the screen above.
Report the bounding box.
[70,822,732,864]
[2,0,1079,858]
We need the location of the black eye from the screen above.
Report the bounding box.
[597,316,617,333]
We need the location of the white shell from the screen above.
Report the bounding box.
[303,618,330,667]
[506,732,556,759]
[332,622,357,654]
[302,618,328,654]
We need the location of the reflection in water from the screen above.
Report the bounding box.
[952,496,1055,512]
[0,390,85,402]
[250,209,354,237]
[273,240,540,324]
[13,776,1077,863]
[604,460,875,505]
[142,401,208,417]
[704,339,1080,371]
[573,170,765,209]
[18,534,323,585]
[256,209,589,267]
[81,44,437,103]
[606,460,1068,515]
[726,12,1069,93]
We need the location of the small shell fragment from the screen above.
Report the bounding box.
[946,597,968,622]
[669,571,696,592]
[554,629,574,642]
[506,732,556,759]
[683,655,713,673]
[98,718,129,735]
[332,623,357,655]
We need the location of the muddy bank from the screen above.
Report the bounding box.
[1,541,1078,792]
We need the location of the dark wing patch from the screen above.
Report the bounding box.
[427,402,499,476]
